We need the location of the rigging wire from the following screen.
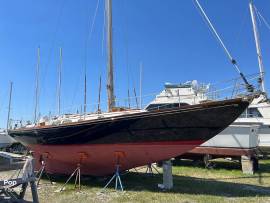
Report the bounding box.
[83,0,101,113]
[123,0,131,109]
[84,0,101,69]
[70,0,101,113]
[254,5,262,26]
[255,6,270,32]
[97,0,106,111]
[40,0,66,109]
[193,0,253,92]
[234,7,249,48]
[101,0,106,57]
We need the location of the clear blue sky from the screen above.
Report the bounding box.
[0,0,269,127]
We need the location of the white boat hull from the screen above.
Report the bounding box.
[201,124,259,149]
[194,121,270,155]
[258,125,270,153]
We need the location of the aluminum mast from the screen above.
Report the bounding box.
[57,47,62,116]
[140,62,143,109]
[7,82,13,130]
[249,0,266,93]
[106,0,115,111]
[34,47,40,124]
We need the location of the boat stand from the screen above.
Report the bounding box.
[102,151,125,192]
[158,160,173,190]
[59,152,88,192]
[0,156,39,203]
[145,163,160,175]
[59,163,81,192]
[36,159,53,187]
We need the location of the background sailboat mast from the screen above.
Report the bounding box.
[249,0,266,93]
[84,72,87,116]
[140,62,143,109]
[106,0,115,112]
[57,47,62,116]
[7,82,13,130]
[34,47,40,124]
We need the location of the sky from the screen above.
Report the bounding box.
[0,0,269,128]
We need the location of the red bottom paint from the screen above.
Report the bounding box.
[31,140,203,176]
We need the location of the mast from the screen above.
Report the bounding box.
[249,0,266,93]
[34,47,40,124]
[84,72,87,116]
[97,75,102,113]
[139,62,143,109]
[127,89,131,109]
[133,87,139,109]
[57,47,62,116]
[7,82,13,130]
[106,0,115,112]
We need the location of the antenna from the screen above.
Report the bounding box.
[7,82,13,130]
[249,0,266,93]
[34,47,40,124]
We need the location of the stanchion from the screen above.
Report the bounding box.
[102,151,125,191]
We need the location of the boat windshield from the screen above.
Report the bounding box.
[240,107,263,118]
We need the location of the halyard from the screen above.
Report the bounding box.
[1,159,270,203]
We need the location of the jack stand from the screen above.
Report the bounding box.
[36,152,53,187]
[102,151,125,192]
[59,163,81,192]
[59,152,88,192]
[36,160,53,187]
[145,163,160,175]
[103,164,123,191]
[203,154,215,169]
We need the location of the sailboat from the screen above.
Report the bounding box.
[9,0,253,176]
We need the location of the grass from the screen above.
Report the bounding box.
[30,159,270,203]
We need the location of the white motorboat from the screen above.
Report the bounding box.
[146,81,269,155]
